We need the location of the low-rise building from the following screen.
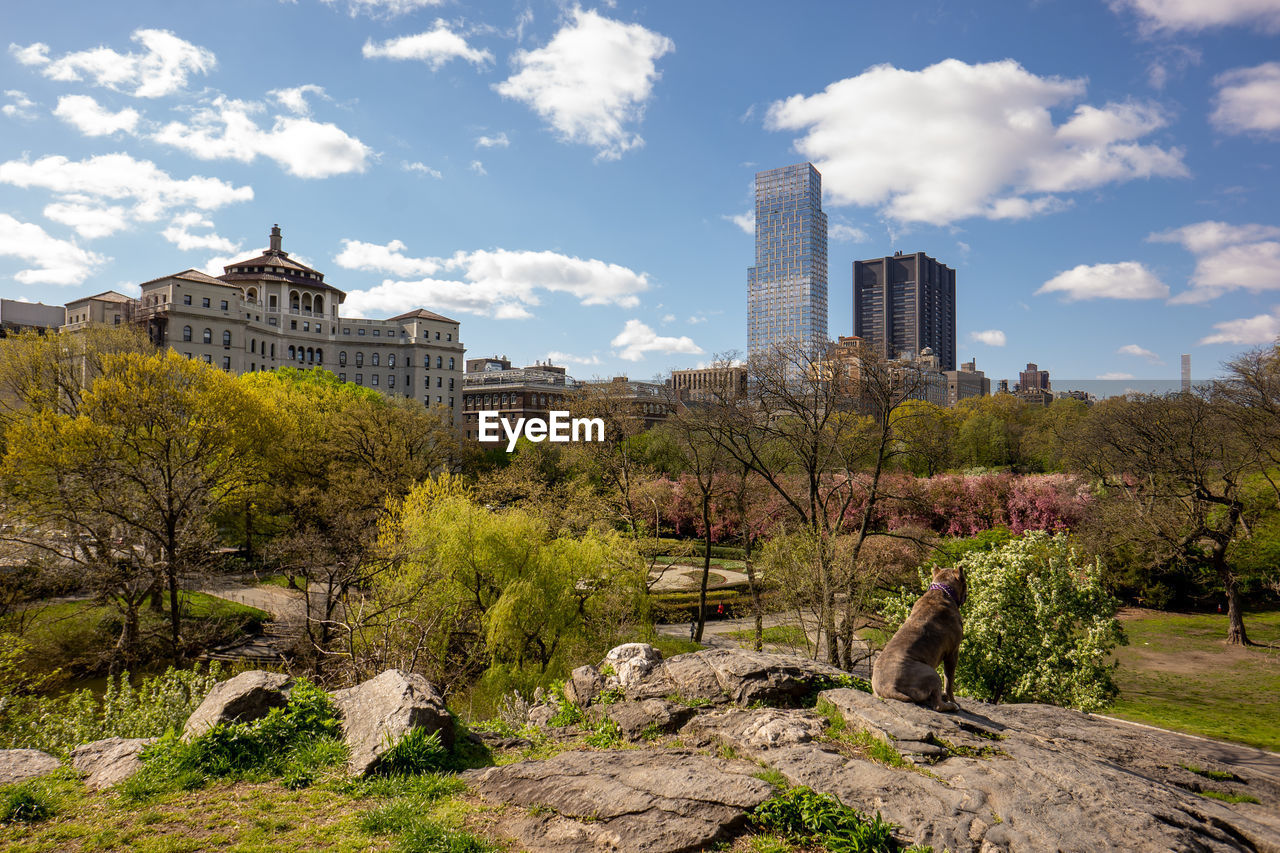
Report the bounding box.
[670,365,748,402]
[0,298,69,335]
[461,357,579,441]
[943,359,990,407]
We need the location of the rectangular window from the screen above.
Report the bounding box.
[220,300,228,311]
[343,327,350,335]
[358,328,366,336]
[183,294,192,305]
[372,375,379,386]
[202,298,211,308]
[355,374,363,384]
[339,373,346,382]
[303,322,310,332]
[373,329,380,336]
[388,375,396,388]
[203,354,212,363]
[222,357,231,370]
[269,317,278,326]
[291,320,297,330]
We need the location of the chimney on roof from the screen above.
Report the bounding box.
[270,224,282,253]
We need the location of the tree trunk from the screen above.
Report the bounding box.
[165,533,181,666]
[694,495,712,643]
[1221,565,1252,646]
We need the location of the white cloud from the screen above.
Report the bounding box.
[337,241,650,319]
[362,23,493,70]
[1147,44,1201,91]
[611,319,703,362]
[660,313,676,324]
[766,59,1186,225]
[830,224,869,243]
[687,314,707,324]
[495,7,673,160]
[1117,343,1163,363]
[43,201,129,239]
[153,97,370,178]
[969,329,1007,347]
[1108,0,1280,33]
[10,29,215,98]
[268,84,329,116]
[546,350,602,366]
[476,132,510,148]
[402,161,443,178]
[0,214,106,285]
[723,210,753,234]
[1211,63,1280,135]
[0,153,253,222]
[1097,372,1136,380]
[1036,261,1169,302]
[470,160,487,175]
[53,94,139,136]
[161,212,238,253]
[2,90,36,120]
[335,239,443,278]
[322,0,445,18]
[1151,221,1280,303]
[1199,309,1280,345]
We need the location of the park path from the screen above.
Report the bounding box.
[197,580,307,663]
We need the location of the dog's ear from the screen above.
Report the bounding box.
[931,565,942,581]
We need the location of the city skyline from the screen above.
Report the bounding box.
[3,1,1280,383]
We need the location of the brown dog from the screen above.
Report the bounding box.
[871,565,966,712]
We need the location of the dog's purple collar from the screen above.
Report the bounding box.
[929,582,963,608]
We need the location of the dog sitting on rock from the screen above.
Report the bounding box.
[871,565,966,712]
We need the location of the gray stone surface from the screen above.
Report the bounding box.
[70,737,156,790]
[181,670,292,739]
[623,647,850,706]
[563,664,604,707]
[0,749,59,785]
[601,643,664,692]
[586,699,697,741]
[472,748,774,852]
[692,687,1280,853]
[331,669,452,776]
[681,707,827,752]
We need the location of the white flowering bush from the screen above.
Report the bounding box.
[882,532,1125,712]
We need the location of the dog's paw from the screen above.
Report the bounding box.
[935,699,960,712]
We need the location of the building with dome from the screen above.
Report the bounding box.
[60,225,465,425]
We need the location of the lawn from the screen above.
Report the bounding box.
[1108,609,1280,753]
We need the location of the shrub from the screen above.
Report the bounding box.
[0,782,56,824]
[380,728,449,776]
[751,786,900,853]
[883,532,1125,711]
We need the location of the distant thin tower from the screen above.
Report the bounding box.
[1181,354,1191,392]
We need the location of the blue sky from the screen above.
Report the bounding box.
[2,0,1279,387]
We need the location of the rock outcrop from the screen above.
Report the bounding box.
[585,698,698,741]
[182,670,293,739]
[70,737,156,791]
[472,748,774,852]
[571,644,851,707]
[331,668,453,776]
[0,749,60,785]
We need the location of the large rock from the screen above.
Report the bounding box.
[0,749,59,785]
[182,670,292,739]
[698,687,1280,852]
[70,737,156,791]
[619,647,851,706]
[681,707,828,752]
[562,664,604,707]
[331,669,453,776]
[586,699,697,741]
[472,748,774,852]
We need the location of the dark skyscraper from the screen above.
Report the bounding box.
[852,251,956,371]
[747,163,828,359]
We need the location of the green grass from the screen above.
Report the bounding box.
[1108,609,1280,752]
[724,625,811,649]
[1198,789,1261,804]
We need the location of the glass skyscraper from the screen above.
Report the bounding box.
[747,162,828,359]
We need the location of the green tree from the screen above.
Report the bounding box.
[885,532,1125,711]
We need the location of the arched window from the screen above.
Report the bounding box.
[355,352,364,367]
[222,330,232,347]
[436,356,442,369]
[202,328,212,344]
[290,290,300,312]
[316,349,322,364]
[251,339,256,354]
[448,357,455,370]
[423,355,430,368]
[246,287,258,303]
[182,326,192,342]
[288,346,296,360]
[372,353,380,366]
[339,351,347,367]
[314,295,324,315]
[270,343,275,358]
[298,347,306,362]
[306,348,314,363]
[388,353,395,368]
[302,293,313,315]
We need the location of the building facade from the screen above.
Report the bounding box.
[62,226,465,425]
[747,163,828,359]
[943,359,990,407]
[1,298,68,335]
[853,251,956,371]
[670,365,748,402]
[461,357,579,442]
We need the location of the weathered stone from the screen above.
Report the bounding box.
[466,730,531,752]
[0,749,59,785]
[473,748,774,852]
[182,670,292,739]
[586,699,697,741]
[601,643,664,691]
[527,703,556,729]
[615,647,850,706]
[563,664,604,707]
[693,687,1280,853]
[681,707,827,751]
[70,737,156,791]
[331,669,453,776]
